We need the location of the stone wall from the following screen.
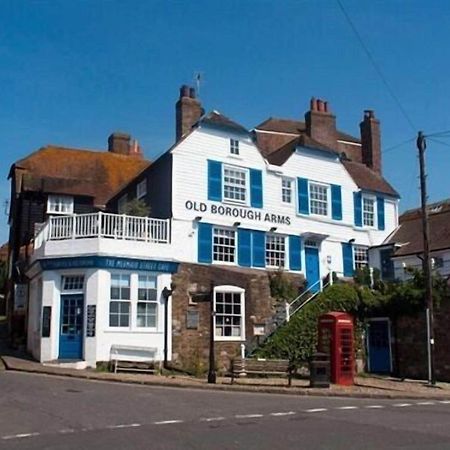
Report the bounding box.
[170,263,304,374]
[394,299,450,381]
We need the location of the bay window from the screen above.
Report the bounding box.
[109,274,131,327]
[137,275,158,328]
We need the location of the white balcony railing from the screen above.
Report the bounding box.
[34,212,171,249]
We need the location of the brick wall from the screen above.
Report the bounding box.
[170,263,304,374]
[394,299,450,381]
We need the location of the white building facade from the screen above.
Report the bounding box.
[24,87,399,369]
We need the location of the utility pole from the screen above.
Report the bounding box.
[416,131,436,386]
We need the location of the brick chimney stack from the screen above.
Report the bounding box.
[176,84,203,142]
[360,110,381,174]
[305,97,337,150]
[108,132,143,158]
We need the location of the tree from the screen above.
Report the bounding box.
[123,199,151,217]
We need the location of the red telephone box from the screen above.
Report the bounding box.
[318,312,354,385]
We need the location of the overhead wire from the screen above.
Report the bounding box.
[336,0,416,132]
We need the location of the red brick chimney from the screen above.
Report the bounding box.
[360,110,381,174]
[108,132,143,158]
[176,85,203,142]
[305,97,337,150]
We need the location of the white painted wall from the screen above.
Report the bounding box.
[169,126,399,278]
[31,266,172,367]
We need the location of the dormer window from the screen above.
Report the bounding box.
[230,139,239,155]
[47,195,74,214]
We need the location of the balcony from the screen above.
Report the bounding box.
[33,212,173,261]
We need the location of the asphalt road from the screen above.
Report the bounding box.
[1,372,450,449]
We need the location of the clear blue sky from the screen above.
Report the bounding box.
[1,0,450,243]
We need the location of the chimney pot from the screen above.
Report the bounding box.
[317,99,325,112]
[180,85,190,98]
[305,97,337,149]
[176,84,203,142]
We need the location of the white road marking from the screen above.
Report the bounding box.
[58,429,75,434]
[2,432,40,440]
[305,408,328,413]
[235,414,264,419]
[365,405,384,409]
[153,420,184,425]
[439,400,450,404]
[393,403,412,407]
[337,406,359,410]
[270,411,296,417]
[201,417,226,422]
[416,401,436,406]
[106,423,141,429]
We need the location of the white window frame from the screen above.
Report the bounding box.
[109,273,131,328]
[265,234,286,268]
[222,165,248,205]
[281,178,293,204]
[136,179,147,200]
[213,285,245,341]
[61,275,85,293]
[47,195,74,214]
[309,182,329,217]
[353,245,369,270]
[362,195,376,228]
[118,195,127,214]
[212,227,236,264]
[230,139,240,155]
[136,274,158,329]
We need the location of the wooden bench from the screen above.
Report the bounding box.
[110,345,159,374]
[231,357,292,386]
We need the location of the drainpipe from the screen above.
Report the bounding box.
[162,287,173,369]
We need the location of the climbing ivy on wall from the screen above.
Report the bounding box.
[258,268,449,366]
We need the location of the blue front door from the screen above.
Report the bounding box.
[368,319,391,373]
[305,246,320,293]
[59,295,84,359]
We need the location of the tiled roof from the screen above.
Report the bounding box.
[198,111,249,135]
[255,117,361,143]
[13,146,150,207]
[387,199,450,256]
[342,160,399,198]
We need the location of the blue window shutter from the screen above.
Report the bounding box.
[238,229,252,267]
[289,235,302,271]
[207,160,222,202]
[252,230,266,268]
[342,243,354,277]
[298,178,309,215]
[353,192,362,227]
[198,223,212,263]
[250,169,263,208]
[377,196,385,230]
[331,184,342,220]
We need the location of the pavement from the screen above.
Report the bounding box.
[2,371,450,449]
[2,353,450,400]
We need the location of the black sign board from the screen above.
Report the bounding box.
[86,305,96,337]
[42,306,51,338]
[186,310,200,330]
[190,292,211,303]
